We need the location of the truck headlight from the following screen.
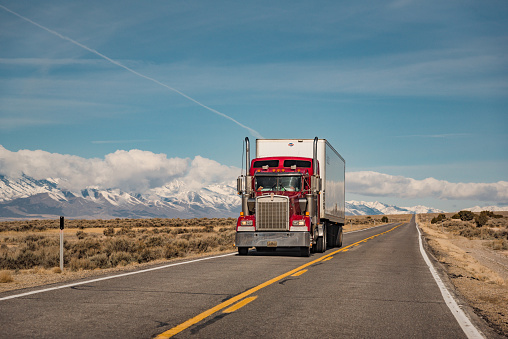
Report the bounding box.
[241,220,254,226]
[292,220,305,226]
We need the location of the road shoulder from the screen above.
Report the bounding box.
[417,216,507,338]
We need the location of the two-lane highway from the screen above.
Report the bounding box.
[0,217,471,338]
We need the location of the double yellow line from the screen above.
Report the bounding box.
[155,223,403,338]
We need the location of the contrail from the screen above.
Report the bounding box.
[0,4,264,139]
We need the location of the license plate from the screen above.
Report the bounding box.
[267,241,277,247]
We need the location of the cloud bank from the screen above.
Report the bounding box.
[1,146,506,203]
[0,146,238,193]
[347,171,508,202]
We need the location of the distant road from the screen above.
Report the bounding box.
[1,217,472,338]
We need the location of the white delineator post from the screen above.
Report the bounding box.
[59,216,64,271]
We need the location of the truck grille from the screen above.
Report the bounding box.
[256,195,289,231]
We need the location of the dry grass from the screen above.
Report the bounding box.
[418,212,508,336]
[0,217,236,291]
[0,270,13,283]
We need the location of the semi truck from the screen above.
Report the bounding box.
[236,137,345,257]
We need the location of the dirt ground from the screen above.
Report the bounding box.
[417,213,508,337]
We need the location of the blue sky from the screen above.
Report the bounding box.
[1,0,507,212]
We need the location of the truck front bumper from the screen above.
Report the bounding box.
[235,232,311,248]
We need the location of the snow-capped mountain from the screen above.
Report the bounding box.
[0,175,242,220]
[345,200,444,216]
[465,205,508,212]
[0,175,444,220]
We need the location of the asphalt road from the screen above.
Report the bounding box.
[0,216,469,338]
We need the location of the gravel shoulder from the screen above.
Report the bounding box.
[417,214,508,337]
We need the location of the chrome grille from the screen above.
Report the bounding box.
[256,195,289,231]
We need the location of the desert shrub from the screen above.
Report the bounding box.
[480,211,495,218]
[179,233,192,241]
[45,249,60,268]
[138,248,162,263]
[116,226,136,237]
[103,226,115,237]
[163,241,181,259]
[475,214,489,227]
[203,225,214,232]
[70,238,101,258]
[90,253,109,268]
[69,257,95,271]
[0,270,14,283]
[453,211,476,221]
[76,230,87,239]
[110,251,133,266]
[145,235,166,247]
[105,237,133,254]
[431,214,446,224]
[492,239,508,250]
[381,216,388,223]
[13,248,43,269]
[457,224,481,239]
[188,237,217,252]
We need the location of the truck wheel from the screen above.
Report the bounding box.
[316,226,327,253]
[300,246,310,257]
[238,247,249,255]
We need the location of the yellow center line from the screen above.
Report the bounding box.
[291,269,308,277]
[223,296,258,314]
[322,257,333,262]
[155,222,404,338]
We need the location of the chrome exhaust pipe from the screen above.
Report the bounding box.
[313,136,318,176]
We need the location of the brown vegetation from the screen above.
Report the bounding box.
[418,212,508,337]
[0,217,236,290]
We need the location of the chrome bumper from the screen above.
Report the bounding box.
[235,232,311,248]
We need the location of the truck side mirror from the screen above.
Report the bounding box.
[237,176,245,194]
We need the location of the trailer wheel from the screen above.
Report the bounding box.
[238,247,249,255]
[300,246,310,257]
[337,226,343,248]
[327,222,337,248]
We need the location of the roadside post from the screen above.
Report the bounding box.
[59,216,64,271]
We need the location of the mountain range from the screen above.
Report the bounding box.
[0,174,491,221]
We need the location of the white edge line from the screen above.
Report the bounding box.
[415,222,484,339]
[0,252,236,301]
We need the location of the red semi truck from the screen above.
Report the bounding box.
[236,137,345,256]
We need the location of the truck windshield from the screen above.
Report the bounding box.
[255,175,302,192]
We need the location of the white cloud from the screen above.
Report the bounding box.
[0,146,239,193]
[2,146,506,204]
[347,171,508,202]
[182,156,239,190]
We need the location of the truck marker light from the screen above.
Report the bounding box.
[240,212,244,216]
